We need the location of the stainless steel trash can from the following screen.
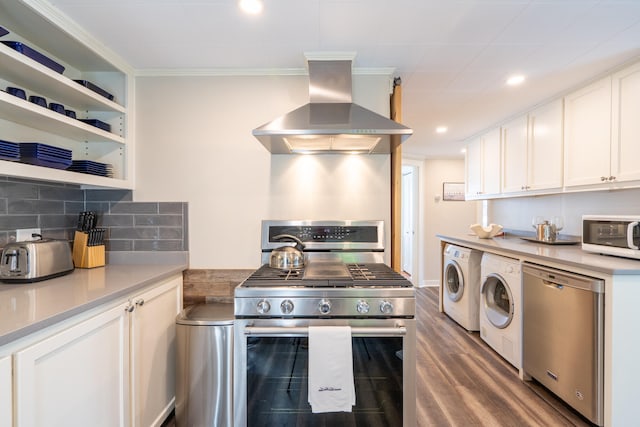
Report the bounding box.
[176,303,234,427]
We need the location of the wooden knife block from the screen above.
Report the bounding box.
[73,231,105,268]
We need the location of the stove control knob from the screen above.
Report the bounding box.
[280,299,294,315]
[318,299,332,315]
[356,300,370,314]
[379,300,394,315]
[256,299,271,314]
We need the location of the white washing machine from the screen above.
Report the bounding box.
[442,244,483,331]
[480,253,522,369]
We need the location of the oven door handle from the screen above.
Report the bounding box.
[243,326,407,337]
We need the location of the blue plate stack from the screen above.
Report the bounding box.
[0,139,20,161]
[68,160,113,177]
[19,143,72,169]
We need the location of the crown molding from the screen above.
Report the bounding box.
[135,66,396,77]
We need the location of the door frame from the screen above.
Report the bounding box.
[402,159,423,286]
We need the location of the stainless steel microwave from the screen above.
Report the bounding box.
[582,215,640,259]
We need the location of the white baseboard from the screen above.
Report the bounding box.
[414,279,440,288]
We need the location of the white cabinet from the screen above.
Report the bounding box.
[564,63,640,189]
[130,276,182,427]
[14,303,130,427]
[0,0,133,189]
[465,128,501,199]
[502,100,563,194]
[7,273,182,427]
[465,136,482,197]
[0,355,11,427]
[528,100,564,191]
[563,77,613,187]
[501,114,529,193]
[611,61,640,183]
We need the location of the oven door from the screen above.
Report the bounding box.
[233,317,416,427]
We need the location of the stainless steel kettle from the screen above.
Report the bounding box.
[269,234,305,270]
[535,220,557,242]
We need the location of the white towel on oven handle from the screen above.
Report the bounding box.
[307,326,356,413]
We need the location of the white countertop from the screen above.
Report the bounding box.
[437,232,640,275]
[0,262,187,346]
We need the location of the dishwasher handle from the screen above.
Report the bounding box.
[522,264,604,293]
[542,280,564,290]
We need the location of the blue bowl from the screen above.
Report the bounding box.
[49,102,65,115]
[0,26,8,37]
[29,95,47,108]
[64,109,76,119]
[6,87,26,100]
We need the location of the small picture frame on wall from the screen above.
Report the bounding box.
[443,182,465,201]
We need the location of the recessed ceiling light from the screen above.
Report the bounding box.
[461,148,467,154]
[239,0,263,14]
[506,74,525,86]
[436,126,448,134]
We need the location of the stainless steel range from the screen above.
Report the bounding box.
[234,220,416,427]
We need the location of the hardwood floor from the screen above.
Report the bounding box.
[416,287,591,427]
[165,287,593,426]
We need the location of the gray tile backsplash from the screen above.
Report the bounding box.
[0,177,188,252]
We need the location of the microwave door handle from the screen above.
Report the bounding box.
[627,221,639,249]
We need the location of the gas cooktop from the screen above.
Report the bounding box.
[240,262,412,288]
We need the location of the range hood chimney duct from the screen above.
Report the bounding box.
[252,59,413,154]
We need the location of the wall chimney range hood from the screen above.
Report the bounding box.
[252,59,413,154]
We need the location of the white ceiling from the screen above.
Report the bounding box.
[48,0,640,158]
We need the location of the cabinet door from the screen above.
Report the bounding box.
[482,127,501,196]
[563,77,612,187]
[14,304,130,427]
[0,355,11,427]
[528,99,564,191]
[465,137,482,198]
[130,276,182,427]
[611,62,640,183]
[501,115,528,193]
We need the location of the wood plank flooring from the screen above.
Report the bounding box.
[164,286,593,426]
[416,287,591,427]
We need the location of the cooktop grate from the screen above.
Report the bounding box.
[242,263,412,288]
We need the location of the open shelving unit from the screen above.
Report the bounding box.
[0,0,134,189]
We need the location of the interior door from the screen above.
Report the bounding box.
[401,167,414,276]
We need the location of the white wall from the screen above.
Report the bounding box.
[134,73,393,268]
[421,158,479,286]
[489,187,640,237]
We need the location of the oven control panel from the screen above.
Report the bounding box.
[269,225,377,243]
[235,296,415,318]
[261,220,385,252]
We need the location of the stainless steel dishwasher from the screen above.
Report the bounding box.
[522,264,604,426]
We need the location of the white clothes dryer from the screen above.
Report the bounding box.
[480,253,522,369]
[442,244,483,331]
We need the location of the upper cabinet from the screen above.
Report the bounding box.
[502,100,563,194]
[563,77,612,187]
[465,127,501,199]
[611,62,640,183]
[564,62,640,189]
[468,59,640,200]
[0,0,134,189]
[501,114,528,193]
[528,100,564,191]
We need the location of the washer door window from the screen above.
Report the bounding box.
[482,273,514,329]
[444,260,464,302]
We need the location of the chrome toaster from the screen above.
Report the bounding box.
[0,239,74,283]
